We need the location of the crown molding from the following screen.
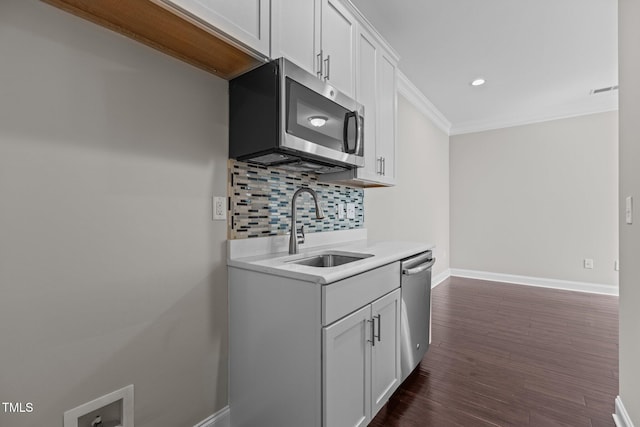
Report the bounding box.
[343,0,399,61]
[396,71,452,135]
[450,96,619,135]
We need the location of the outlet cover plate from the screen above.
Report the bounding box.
[346,203,356,219]
[64,385,134,427]
[213,197,226,220]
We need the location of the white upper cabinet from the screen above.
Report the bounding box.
[163,0,270,57]
[320,0,357,97]
[272,0,398,186]
[352,23,398,186]
[355,29,379,183]
[271,0,320,75]
[375,50,397,184]
[272,0,357,97]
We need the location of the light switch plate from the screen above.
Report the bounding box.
[626,196,633,224]
[584,258,594,269]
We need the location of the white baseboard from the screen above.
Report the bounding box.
[432,269,451,288]
[194,406,230,427]
[450,269,618,296]
[614,396,636,427]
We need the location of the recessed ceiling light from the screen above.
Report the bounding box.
[308,116,328,127]
[471,78,486,87]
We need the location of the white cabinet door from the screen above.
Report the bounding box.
[351,27,397,186]
[321,0,357,97]
[272,0,356,95]
[164,0,270,57]
[375,50,397,184]
[370,289,401,414]
[323,305,371,427]
[271,0,321,75]
[355,28,379,182]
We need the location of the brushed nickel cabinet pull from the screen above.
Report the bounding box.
[367,319,375,346]
[317,50,323,77]
[375,314,381,342]
[324,55,330,81]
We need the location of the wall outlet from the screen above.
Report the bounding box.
[337,203,345,219]
[346,203,356,219]
[64,385,133,427]
[584,258,594,269]
[213,196,226,220]
[626,196,633,224]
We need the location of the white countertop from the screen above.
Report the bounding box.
[227,231,433,284]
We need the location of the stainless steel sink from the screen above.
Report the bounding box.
[288,252,373,268]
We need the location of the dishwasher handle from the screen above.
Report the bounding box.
[402,257,436,275]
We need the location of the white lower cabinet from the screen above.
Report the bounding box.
[323,289,401,427]
[229,261,401,427]
[370,290,402,413]
[323,305,371,427]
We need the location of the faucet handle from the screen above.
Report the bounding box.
[297,225,305,245]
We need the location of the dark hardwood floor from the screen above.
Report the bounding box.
[370,276,619,427]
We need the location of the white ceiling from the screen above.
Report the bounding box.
[350,0,618,134]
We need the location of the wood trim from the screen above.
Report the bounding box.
[41,0,263,79]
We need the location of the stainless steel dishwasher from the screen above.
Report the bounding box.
[400,251,436,380]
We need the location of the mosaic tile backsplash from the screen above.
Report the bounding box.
[228,160,364,239]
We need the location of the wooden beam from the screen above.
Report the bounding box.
[41,0,264,79]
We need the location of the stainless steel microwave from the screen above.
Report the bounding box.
[229,58,364,174]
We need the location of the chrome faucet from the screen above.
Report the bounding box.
[289,187,325,254]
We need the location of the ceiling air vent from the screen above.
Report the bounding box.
[590,85,619,95]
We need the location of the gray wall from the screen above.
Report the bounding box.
[450,112,619,286]
[0,1,229,426]
[365,95,450,278]
[619,0,640,422]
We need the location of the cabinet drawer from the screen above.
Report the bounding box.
[322,262,400,325]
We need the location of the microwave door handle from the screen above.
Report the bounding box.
[342,111,360,154]
[355,113,363,157]
[342,111,357,154]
